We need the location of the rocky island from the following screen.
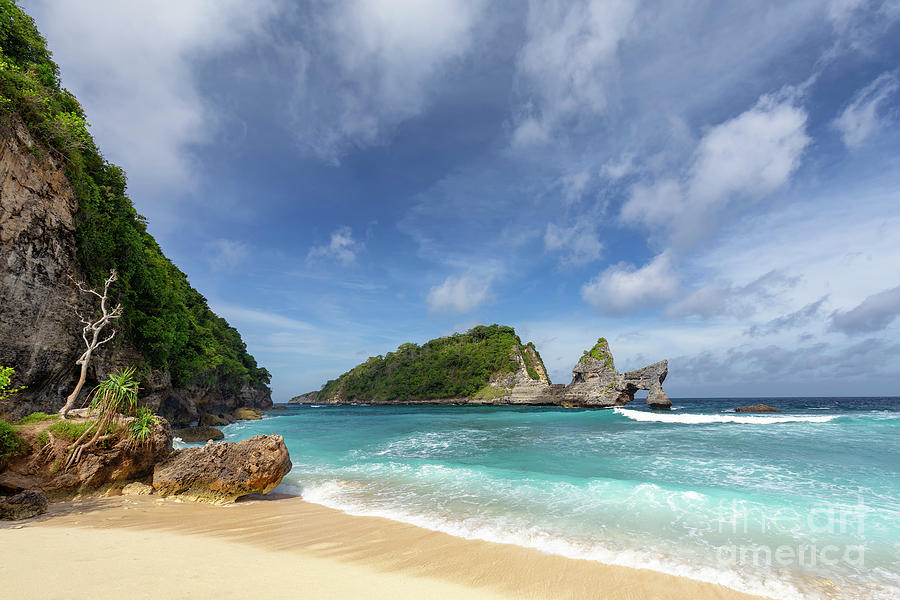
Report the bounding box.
[291,327,672,410]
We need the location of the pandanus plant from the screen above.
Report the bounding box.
[65,367,139,469]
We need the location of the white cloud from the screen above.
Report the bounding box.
[513,0,637,145]
[581,252,679,314]
[544,222,604,266]
[666,271,800,320]
[833,71,899,149]
[307,227,363,266]
[27,0,279,193]
[206,239,250,271]
[831,284,900,334]
[427,274,492,314]
[620,91,810,245]
[290,0,484,162]
[209,302,315,332]
[601,154,635,180]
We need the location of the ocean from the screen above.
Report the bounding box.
[199,398,900,600]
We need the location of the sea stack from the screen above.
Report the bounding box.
[563,338,672,409]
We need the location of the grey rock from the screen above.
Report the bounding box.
[174,426,224,442]
[0,489,47,520]
[288,391,320,404]
[563,339,672,409]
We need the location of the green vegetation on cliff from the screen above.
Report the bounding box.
[320,325,544,403]
[0,1,269,389]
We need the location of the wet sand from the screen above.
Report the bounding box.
[0,494,768,599]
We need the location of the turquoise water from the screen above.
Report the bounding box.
[203,398,899,599]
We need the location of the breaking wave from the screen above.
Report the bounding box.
[613,408,839,424]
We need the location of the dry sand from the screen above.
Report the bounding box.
[0,494,768,600]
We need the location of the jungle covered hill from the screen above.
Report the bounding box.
[316,325,549,404]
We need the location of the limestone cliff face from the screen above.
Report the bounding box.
[0,118,270,425]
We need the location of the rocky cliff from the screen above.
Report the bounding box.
[0,116,270,425]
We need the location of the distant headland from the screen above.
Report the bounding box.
[290,325,671,410]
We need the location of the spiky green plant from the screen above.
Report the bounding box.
[127,407,160,447]
[65,367,139,469]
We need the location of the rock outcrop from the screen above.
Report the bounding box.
[563,339,671,409]
[0,489,47,520]
[173,426,224,442]
[288,391,319,404]
[735,404,779,413]
[0,416,173,500]
[0,116,271,426]
[152,435,292,504]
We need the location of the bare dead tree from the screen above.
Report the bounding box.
[58,270,122,419]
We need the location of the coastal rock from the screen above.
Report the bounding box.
[288,391,319,404]
[232,407,264,421]
[174,426,224,442]
[200,413,233,427]
[0,489,47,520]
[563,339,671,409]
[0,417,173,500]
[735,404,780,413]
[152,435,292,504]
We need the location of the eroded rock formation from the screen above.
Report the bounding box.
[152,435,292,504]
[562,338,671,409]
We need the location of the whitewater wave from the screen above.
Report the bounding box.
[299,479,806,600]
[614,408,838,424]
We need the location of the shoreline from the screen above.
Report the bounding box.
[0,494,768,600]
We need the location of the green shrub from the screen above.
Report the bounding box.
[0,418,26,468]
[17,411,59,424]
[127,407,160,445]
[0,365,25,402]
[473,385,509,400]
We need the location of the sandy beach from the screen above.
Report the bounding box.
[0,494,767,600]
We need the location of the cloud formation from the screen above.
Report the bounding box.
[289,0,484,162]
[831,284,900,334]
[307,227,363,266]
[581,252,678,314]
[427,274,492,314]
[833,71,899,149]
[620,91,810,246]
[513,0,636,146]
[27,0,279,193]
[544,221,604,266]
[206,239,250,272]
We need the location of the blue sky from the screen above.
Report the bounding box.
[25,0,900,400]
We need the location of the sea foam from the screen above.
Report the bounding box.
[613,407,839,424]
[299,479,808,600]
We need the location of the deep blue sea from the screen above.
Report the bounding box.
[189,398,900,600]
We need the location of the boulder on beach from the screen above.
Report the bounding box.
[0,489,47,520]
[735,404,780,413]
[152,435,292,504]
